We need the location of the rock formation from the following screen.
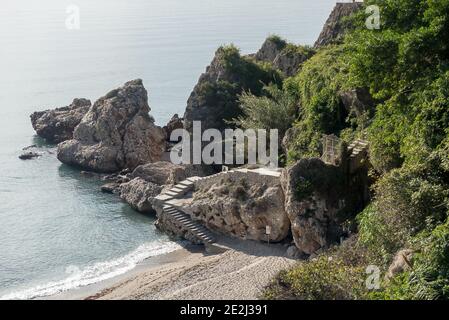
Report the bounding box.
[281,159,348,255]
[118,161,213,214]
[119,178,163,213]
[255,37,314,77]
[386,249,415,280]
[163,114,184,142]
[314,2,363,48]
[57,80,166,173]
[183,46,281,135]
[30,98,91,143]
[339,88,375,118]
[182,171,290,242]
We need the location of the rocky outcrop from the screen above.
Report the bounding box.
[183,46,280,135]
[281,159,348,255]
[386,249,415,280]
[119,178,162,213]
[163,114,184,142]
[115,161,213,213]
[339,88,375,118]
[255,37,314,77]
[182,172,290,242]
[57,80,166,173]
[130,161,214,186]
[30,98,91,143]
[314,3,363,48]
[255,37,287,63]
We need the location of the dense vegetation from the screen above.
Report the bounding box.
[232,0,449,300]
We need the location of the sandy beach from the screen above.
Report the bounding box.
[81,236,296,300]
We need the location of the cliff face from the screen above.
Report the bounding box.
[314,2,363,48]
[183,46,281,135]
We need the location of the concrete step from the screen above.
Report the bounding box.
[178,181,194,187]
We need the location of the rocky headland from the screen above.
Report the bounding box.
[29,2,371,260]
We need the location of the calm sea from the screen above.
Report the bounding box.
[0,0,335,299]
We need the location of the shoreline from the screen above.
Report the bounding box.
[63,236,297,300]
[42,245,201,300]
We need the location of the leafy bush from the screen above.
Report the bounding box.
[232,85,297,137]
[264,256,366,300]
[264,238,371,300]
[283,45,351,162]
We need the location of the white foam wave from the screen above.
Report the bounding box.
[0,241,182,300]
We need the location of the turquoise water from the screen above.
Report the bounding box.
[0,0,335,299]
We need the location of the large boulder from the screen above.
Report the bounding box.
[281,159,348,255]
[183,172,290,242]
[30,98,91,143]
[314,3,363,48]
[130,161,214,185]
[57,80,166,173]
[119,178,162,213]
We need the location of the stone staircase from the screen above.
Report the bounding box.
[348,139,369,173]
[154,176,200,202]
[154,176,217,245]
[162,204,216,244]
[348,139,369,159]
[154,167,281,245]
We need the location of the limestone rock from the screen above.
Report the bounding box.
[281,159,347,255]
[19,151,41,160]
[386,249,415,280]
[183,46,280,135]
[130,161,213,186]
[101,182,120,194]
[30,98,91,143]
[183,174,290,242]
[119,178,162,213]
[339,88,375,118]
[163,114,184,142]
[314,3,363,48]
[255,37,314,77]
[57,80,166,173]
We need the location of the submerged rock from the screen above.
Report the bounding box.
[19,151,41,160]
[30,98,91,144]
[100,182,121,194]
[57,80,166,173]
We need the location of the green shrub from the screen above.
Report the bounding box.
[232,84,297,137]
[264,256,366,300]
[283,45,351,162]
